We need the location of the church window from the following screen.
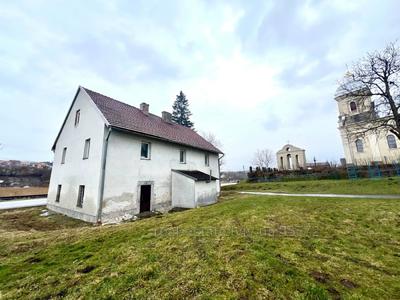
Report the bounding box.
[350,101,357,112]
[387,134,397,149]
[355,139,364,152]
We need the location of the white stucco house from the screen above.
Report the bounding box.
[47,86,222,223]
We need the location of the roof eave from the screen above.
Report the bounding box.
[110,125,222,154]
[51,86,82,151]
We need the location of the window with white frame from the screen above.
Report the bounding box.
[179,150,186,163]
[355,139,364,152]
[83,138,91,159]
[205,153,209,166]
[61,147,67,164]
[141,142,151,159]
[77,185,85,208]
[387,134,397,149]
[75,109,80,126]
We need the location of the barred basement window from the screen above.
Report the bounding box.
[56,185,61,203]
[77,185,85,208]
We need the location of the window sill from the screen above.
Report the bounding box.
[141,157,151,160]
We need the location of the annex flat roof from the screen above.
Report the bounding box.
[172,170,218,181]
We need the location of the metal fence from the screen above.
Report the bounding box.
[247,163,400,182]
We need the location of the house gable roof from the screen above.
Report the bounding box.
[51,86,110,151]
[81,87,222,154]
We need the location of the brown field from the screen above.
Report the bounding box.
[0,186,48,198]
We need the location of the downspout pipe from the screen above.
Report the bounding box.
[97,127,112,223]
[218,153,225,193]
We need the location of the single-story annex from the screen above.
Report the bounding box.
[47,86,223,223]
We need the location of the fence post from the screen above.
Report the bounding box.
[347,165,358,179]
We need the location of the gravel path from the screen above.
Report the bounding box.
[0,198,47,210]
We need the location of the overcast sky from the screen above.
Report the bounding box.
[1,0,399,170]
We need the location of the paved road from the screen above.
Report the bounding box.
[221,182,238,187]
[0,198,47,210]
[239,191,400,199]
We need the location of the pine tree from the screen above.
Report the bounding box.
[172,91,194,128]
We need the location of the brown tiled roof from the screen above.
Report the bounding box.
[82,87,222,154]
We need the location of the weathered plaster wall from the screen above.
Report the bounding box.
[171,172,195,208]
[195,180,218,206]
[47,88,106,222]
[101,130,220,221]
[340,127,400,165]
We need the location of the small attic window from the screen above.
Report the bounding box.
[75,110,80,126]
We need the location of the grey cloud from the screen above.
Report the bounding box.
[68,35,181,83]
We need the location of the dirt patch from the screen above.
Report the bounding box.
[56,289,67,297]
[0,186,48,197]
[0,207,89,232]
[327,287,341,299]
[168,207,190,213]
[310,271,330,283]
[342,255,396,275]
[25,256,42,264]
[78,265,96,274]
[340,278,358,289]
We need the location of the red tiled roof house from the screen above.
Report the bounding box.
[47,86,222,223]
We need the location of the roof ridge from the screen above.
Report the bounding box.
[82,86,143,112]
[81,86,222,153]
[83,86,181,125]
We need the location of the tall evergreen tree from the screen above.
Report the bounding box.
[172,91,194,128]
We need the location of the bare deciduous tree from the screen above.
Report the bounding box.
[201,131,224,166]
[339,42,400,139]
[252,149,274,168]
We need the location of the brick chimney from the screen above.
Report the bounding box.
[162,111,172,123]
[140,102,149,115]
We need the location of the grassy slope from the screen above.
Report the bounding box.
[223,177,400,195]
[1,194,400,299]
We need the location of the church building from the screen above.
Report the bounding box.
[335,77,400,165]
[276,144,307,170]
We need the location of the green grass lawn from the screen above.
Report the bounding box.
[223,177,400,195]
[1,193,400,299]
